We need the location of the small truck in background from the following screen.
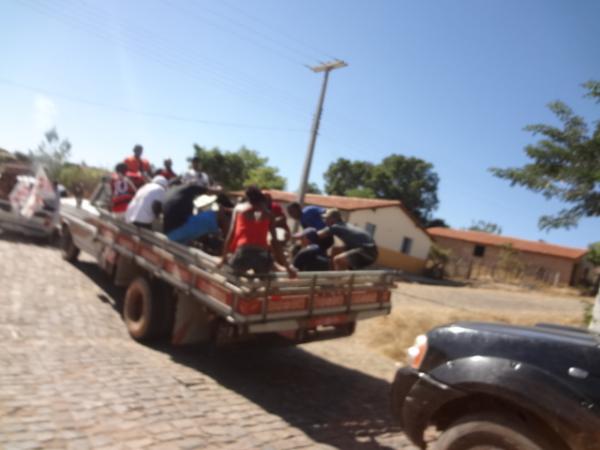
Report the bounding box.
[59,199,394,346]
[0,163,59,242]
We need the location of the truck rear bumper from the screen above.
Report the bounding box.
[246,308,389,334]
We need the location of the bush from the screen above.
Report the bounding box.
[57,164,108,196]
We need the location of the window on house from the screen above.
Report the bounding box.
[365,222,376,237]
[473,245,485,257]
[401,237,413,255]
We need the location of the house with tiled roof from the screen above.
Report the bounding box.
[428,227,588,285]
[258,190,433,273]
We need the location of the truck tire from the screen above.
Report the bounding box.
[60,225,80,262]
[123,276,165,341]
[433,413,554,450]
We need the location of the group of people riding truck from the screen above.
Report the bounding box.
[96,144,378,278]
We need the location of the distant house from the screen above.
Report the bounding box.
[256,190,432,274]
[428,227,588,286]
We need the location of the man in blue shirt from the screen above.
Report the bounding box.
[286,202,333,251]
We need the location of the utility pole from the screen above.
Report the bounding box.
[297,59,347,206]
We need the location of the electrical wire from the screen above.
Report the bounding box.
[0,77,308,132]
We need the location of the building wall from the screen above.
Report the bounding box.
[348,207,431,260]
[433,236,577,285]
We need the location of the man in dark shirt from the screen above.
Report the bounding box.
[286,202,333,251]
[162,184,206,234]
[318,208,378,270]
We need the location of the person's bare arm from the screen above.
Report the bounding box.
[317,227,331,239]
[269,223,297,278]
[217,208,238,267]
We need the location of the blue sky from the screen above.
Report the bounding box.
[1,0,598,248]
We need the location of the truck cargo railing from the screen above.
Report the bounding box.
[61,203,394,330]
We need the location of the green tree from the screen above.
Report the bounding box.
[57,163,108,195]
[305,182,322,194]
[369,155,439,222]
[490,81,600,230]
[28,128,72,180]
[588,242,600,267]
[324,154,440,222]
[468,220,503,234]
[323,159,374,196]
[192,145,285,191]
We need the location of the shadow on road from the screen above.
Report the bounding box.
[69,252,404,449]
[158,343,401,449]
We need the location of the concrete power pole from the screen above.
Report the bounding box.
[297,60,347,206]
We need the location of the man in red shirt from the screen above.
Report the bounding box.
[110,163,137,216]
[124,144,151,186]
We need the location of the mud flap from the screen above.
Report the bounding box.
[171,292,216,345]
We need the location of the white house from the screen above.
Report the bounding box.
[260,190,432,274]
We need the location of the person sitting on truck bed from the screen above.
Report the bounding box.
[155,158,177,182]
[110,163,137,217]
[181,156,222,192]
[292,228,330,272]
[286,202,334,252]
[264,193,290,243]
[167,193,233,245]
[218,186,296,278]
[319,208,378,270]
[125,175,168,229]
[161,181,207,234]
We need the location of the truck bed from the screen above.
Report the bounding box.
[60,200,394,338]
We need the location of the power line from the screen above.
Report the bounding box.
[0,77,307,132]
[161,0,310,67]
[14,0,377,160]
[17,0,315,123]
[219,0,338,62]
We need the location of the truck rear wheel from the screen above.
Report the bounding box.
[60,225,80,262]
[124,276,169,341]
[434,412,554,450]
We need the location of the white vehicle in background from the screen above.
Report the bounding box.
[0,165,60,242]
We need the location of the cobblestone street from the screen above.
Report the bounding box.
[0,235,417,450]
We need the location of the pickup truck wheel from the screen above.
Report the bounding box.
[60,226,80,262]
[124,277,164,341]
[434,413,553,450]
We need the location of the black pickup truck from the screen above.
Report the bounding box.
[391,322,600,450]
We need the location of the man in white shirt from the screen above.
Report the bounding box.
[125,175,168,229]
[182,157,210,188]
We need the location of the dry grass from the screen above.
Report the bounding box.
[354,304,587,362]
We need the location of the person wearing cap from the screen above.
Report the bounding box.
[292,228,330,272]
[286,202,334,251]
[218,186,296,278]
[124,144,152,186]
[125,175,168,229]
[319,208,378,270]
[167,194,233,245]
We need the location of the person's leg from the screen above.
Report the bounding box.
[342,246,378,270]
[294,245,328,271]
